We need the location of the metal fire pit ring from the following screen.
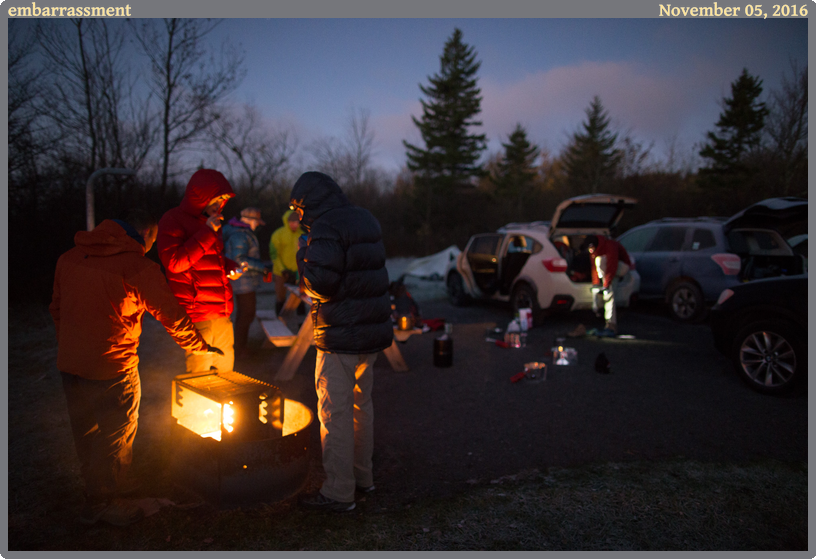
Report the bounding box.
[170,399,314,508]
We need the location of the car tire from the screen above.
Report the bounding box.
[667,281,705,322]
[511,282,541,324]
[447,272,470,307]
[731,319,804,395]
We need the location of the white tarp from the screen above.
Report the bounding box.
[401,245,461,280]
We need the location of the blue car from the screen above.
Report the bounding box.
[617,197,807,322]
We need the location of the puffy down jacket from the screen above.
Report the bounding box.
[290,172,392,354]
[50,219,210,380]
[157,169,238,322]
[223,217,267,295]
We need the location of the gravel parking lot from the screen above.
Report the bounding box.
[231,275,807,505]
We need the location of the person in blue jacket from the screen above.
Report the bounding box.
[222,207,272,356]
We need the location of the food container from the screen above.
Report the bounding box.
[524,362,547,382]
[552,346,577,366]
[518,308,533,330]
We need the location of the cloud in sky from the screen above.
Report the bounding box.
[213,18,806,174]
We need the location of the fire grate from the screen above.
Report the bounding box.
[169,370,313,508]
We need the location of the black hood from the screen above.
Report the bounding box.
[289,172,350,232]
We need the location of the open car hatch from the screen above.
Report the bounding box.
[549,194,638,237]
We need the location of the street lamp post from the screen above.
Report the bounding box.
[86,168,136,231]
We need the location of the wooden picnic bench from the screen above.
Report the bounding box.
[258,284,421,381]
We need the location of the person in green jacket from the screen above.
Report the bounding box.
[269,209,304,314]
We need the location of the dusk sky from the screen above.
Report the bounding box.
[204,17,808,173]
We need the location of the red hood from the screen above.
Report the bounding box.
[74,220,144,258]
[179,169,235,216]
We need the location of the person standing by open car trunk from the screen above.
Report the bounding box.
[50,211,222,527]
[581,234,633,337]
[289,171,392,513]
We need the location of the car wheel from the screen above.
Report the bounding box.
[447,272,470,307]
[731,319,804,395]
[667,281,705,322]
[511,282,541,322]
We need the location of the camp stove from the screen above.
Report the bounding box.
[169,370,313,508]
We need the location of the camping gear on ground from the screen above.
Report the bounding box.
[422,318,446,332]
[504,319,526,348]
[524,362,547,382]
[518,308,533,330]
[433,335,453,367]
[595,352,612,374]
[552,345,577,365]
[510,362,547,383]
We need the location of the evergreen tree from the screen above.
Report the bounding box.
[403,28,487,251]
[562,96,621,194]
[493,123,539,215]
[698,68,769,191]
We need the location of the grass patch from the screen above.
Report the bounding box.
[9,458,806,551]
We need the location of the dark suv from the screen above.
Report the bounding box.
[617,198,807,322]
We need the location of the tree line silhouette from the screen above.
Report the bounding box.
[8,22,807,303]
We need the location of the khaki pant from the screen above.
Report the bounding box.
[185,316,235,373]
[314,350,376,503]
[61,369,140,503]
[594,257,630,333]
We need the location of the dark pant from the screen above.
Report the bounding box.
[61,369,140,504]
[234,291,257,352]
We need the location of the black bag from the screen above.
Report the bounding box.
[594,352,611,374]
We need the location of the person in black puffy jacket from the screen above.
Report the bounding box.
[290,171,392,512]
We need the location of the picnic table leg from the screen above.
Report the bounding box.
[278,289,302,321]
[382,339,409,372]
[274,314,314,382]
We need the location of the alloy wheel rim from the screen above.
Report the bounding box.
[672,288,697,319]
[739,330,796,388]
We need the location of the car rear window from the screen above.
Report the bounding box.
[469,235,502,256]
[619,227,657,252]
[728,230,793,256]
[687,228,717,251]
[647,227,687,252]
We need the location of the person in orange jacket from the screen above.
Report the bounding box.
[50,210,222,527]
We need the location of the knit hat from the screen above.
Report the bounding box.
[240,207,265,225]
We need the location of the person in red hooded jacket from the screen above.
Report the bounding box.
[581,234,633,337]
[157,169,244,374]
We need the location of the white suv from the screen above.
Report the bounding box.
[446,194,641,320]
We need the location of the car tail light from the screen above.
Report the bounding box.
[716,288,734,306]
[542,258,568,272]
[550,295,574,309]
[711,253,741,275]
